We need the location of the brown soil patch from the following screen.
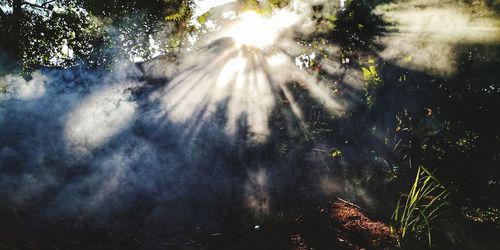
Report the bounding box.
[328,199,397,249]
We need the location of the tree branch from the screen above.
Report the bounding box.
[0,8,6,20]
[21,0,55,9]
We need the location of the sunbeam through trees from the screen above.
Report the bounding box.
[1,0,499,249]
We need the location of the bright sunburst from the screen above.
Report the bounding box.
[225,10,299,49]
[154,7,343,144]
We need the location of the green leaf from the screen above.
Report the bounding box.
[362,67,371,78]
[330,148,342,158]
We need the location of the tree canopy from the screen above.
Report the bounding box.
[0,0,195,71]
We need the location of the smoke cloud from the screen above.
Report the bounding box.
[374,0,500,76]
[0,2,354,237]
[5,0,491,243]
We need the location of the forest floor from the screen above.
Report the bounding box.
[0,197,397,250]
[200,198,397,250]
[286,198,396,250]
[2,195,500,249]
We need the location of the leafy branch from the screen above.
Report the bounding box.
[21,0,56,9]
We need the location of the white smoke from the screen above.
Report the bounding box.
[0,0,417,237]
[374,0,500,76]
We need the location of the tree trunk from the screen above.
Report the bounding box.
[11,0,23,60]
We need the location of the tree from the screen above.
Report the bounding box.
[0,0,195,71]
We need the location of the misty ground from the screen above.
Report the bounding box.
[1,0,500,249]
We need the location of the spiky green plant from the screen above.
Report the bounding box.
[391,166,449,248]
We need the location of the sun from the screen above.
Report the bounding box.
[225,10,299,49]
[230,11,276,49]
